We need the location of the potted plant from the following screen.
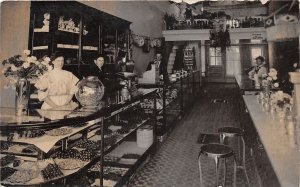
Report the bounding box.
[164,13,177,30]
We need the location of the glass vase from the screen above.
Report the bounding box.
[262,84,271,98]
[276,107,286,122]
[15,78,30,116]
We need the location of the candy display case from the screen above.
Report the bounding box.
[139,71,201,140]
[0,88,157,186]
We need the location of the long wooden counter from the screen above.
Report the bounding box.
[243,95,299,187]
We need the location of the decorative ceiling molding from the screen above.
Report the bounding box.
[162,27,266,41]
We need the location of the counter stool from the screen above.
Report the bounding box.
[218,127,250,186]
[198,143,236,187]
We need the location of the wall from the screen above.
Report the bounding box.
[80,1,169,75]
[0,1,31,107]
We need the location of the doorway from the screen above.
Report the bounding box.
[206,47,226,82]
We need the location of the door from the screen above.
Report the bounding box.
[206,47,226,82]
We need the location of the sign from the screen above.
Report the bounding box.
[251,33,264,40]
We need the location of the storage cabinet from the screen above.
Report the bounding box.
[0,89,157,186]
[28,1,131,77]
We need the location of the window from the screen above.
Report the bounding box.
[251,47,262,66]
[209,47,222,66]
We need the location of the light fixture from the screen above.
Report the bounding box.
[209,17,231,49]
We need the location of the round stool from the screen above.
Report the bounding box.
[198,143,236,187]
[218,127,250,186]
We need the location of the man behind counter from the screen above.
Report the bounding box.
[248,56,267,86]
[89,55,120,93]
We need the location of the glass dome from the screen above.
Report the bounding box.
[75,76,105,107]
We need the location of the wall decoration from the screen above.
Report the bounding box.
[130,31,162,52]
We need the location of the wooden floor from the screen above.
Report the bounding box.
[129,83,261,187]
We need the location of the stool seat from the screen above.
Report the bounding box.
[218,127,243,137]
[201,143,233,159]
[198,143,237,187]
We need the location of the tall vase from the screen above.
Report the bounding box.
[15,78,30,116]
[262,84,271,98]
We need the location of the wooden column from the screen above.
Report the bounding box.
[200,40,206,76]
[289,72,300,119]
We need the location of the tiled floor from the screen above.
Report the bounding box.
[129,84,261,187]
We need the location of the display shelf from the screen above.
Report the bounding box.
[33,28,49,33]
[139,71,201,139]
[32,46,48,50]
[104,141,155,187]
[57,29,80,35]
[103,119,150,155]
[29,1,131,77]
[0,89,157,186]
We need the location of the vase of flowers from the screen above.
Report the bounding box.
[270,91,293,121]
[15,78,30,116]
[2,50,51,116]
[261,68,279,97]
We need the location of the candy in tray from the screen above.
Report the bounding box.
[45,127,72,136]
[55,158,85,170]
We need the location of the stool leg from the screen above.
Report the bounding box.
[214,157,219,187]
[198,154,204,187]
[223,158,227,187]
[220,133,225,144]
[238,137,241,164]
[233,156,237,187]
[241,137,250,187]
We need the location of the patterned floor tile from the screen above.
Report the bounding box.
[129,84,261,187]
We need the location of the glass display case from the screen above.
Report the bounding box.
[0,88,157,186]
[139,71,201,141]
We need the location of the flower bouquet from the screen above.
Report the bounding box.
[270,91,293,120]
[2,50,52,85]
[261,68,279,88]
[2,50,52,115]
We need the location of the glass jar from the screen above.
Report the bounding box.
[75,76,105,107]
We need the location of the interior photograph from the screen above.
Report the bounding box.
[0,0,299,187]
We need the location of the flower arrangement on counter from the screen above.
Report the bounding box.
[262,68,279,88]
[270,91,293,110]
[2,50,52,86]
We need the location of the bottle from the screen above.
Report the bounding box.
[121,85,130,101]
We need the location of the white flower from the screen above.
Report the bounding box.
[23,50,31,56]
[293,63,298,68]
[269,68,277,73]
[46,65,53,71]
[267,77,272,81]
[41,61,48,65]
[262,73,268,78]
[23,62,30,69]
[10,65,18,71]
[273,82,279,88]
[44,57,51,62]
[277,91,284,96]
[31,56,37,61]
[26,56,34,63]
